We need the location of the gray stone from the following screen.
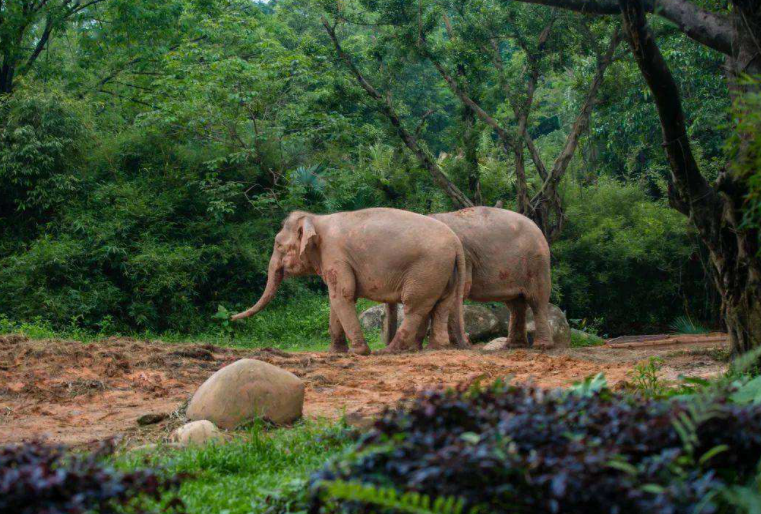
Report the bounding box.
[489,303,571,348]
[482,337,510,351]
[187,359,305,429]
[136,413,168,426]
[359,304,404,331]
[462,305,499,341]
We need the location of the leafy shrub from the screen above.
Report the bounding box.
[0,440,184,514]
[552,178,715,335]
[0,90,90,226]
[310,382,761,514]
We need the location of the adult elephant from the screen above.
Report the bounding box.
[231,208,468,355]
[383,206,553,349]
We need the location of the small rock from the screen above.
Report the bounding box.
[187,358,305,429]
[482,337,511,352]
[170,420,224,447]
[137,413,169,426]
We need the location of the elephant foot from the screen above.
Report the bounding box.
[533,340,554,351]
[426,341,454,351]
[329,345,349,354]
[349,344,371,356]
[506,337,530,348]
[455,339,473,350]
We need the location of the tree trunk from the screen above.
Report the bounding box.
[619,0,761,355]
[0,63,14,95]
[718,1,761,353]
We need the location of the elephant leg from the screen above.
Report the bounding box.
[328,306,348,353]
[429,300,454,350]
[383,302,434,353]
[529,299,553,349]
[506,299,529,347]
[414,316,430,350]
[326,266,371,356]
[382,303,398,346]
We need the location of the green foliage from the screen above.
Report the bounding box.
[567,372,609,397]
[628,357,667,398]
[569,330,606,348]
[731,78,761,248]
[0,90,89,226]
[670,315,710,335]
[552,178,712,334]
[120,420,354,514]
[319,480,469,514]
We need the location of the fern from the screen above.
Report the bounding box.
[672,393,724,466]
[319,480,470,514]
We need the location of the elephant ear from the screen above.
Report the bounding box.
[299,217,321,273]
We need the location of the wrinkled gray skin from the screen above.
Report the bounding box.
[384,206,553,349]
[231,208,468,355]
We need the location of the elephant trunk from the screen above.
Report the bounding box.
[231,253,285,320]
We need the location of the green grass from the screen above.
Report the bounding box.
[570,329,606,348]
[119,420,354,514]
[0,294,384,353]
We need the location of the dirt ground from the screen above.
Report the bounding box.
[0,334,729,447]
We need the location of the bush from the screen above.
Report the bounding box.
[309,382,761,514]
[0,440,184,514]
[553,178,715,335]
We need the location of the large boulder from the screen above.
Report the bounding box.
[359,304,498,342]
[170,420,224,447]
[462,305,499,341]
[187,359,305,429]
[490,303,571,348]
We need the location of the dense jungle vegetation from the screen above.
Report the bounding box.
[0,0,757,342]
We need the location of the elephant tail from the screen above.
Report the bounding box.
[451,241,471,348]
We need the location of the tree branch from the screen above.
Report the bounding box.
[502,0,732,56]
[488,38,549,180]
[531,26,621,206]
[19,16,53,75]
[428,58,514,151]
[322,18,474,208]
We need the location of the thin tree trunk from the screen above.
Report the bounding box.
[0,62,14,95]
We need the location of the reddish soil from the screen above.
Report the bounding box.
[0,334,729,447]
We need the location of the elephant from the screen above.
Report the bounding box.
[383,206,553,349]
[231,208,468,355]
